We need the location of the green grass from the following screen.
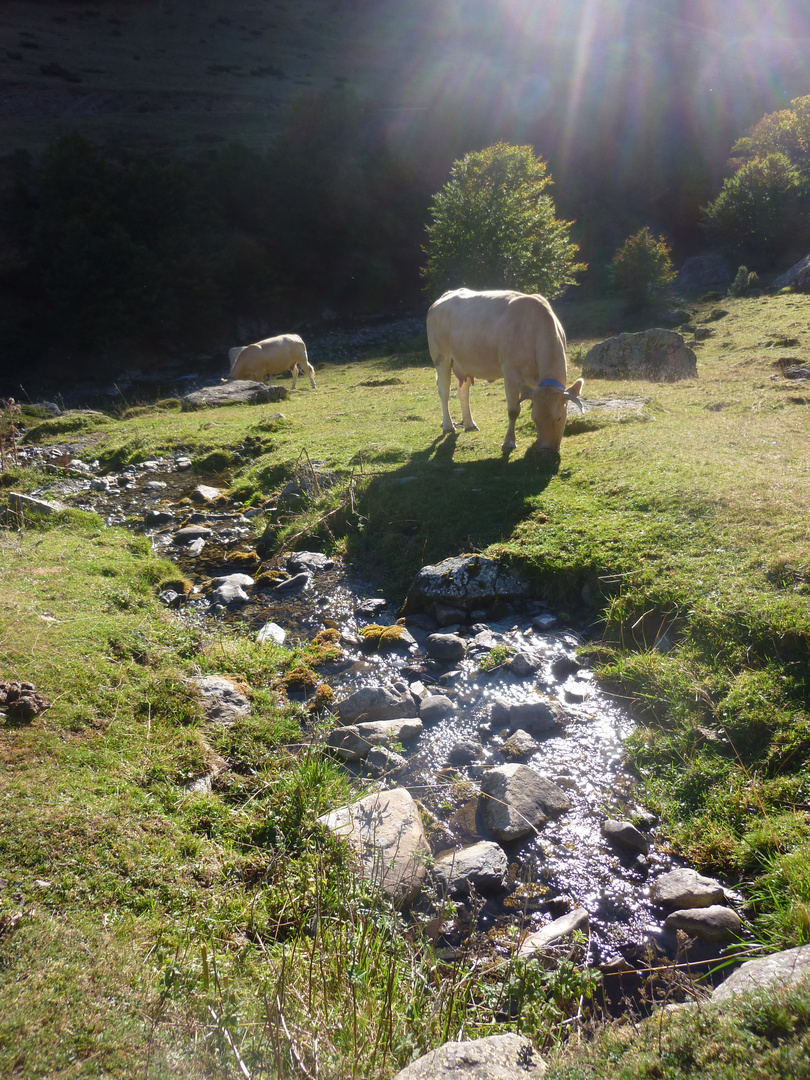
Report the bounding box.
[2,293,810,1075]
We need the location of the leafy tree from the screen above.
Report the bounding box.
[610,227,676,309]
[701,153,808,269]
[701,95,810,269]
[421,142,585,299]
[730,94,810,174]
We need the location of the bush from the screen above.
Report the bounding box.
[728,266,760,297]
[701,153,809,269]
[610,226,676,309]
[421,142,586,299]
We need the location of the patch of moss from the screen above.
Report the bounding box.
[359,621,408,651]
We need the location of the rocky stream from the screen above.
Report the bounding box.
[9,434,748,1006]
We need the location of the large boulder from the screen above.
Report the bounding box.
[676,253,733,294]
[402,555,530,618]
[773,253,810,292]
[480,764,571,842]
[318,787,429,907]
[582,329,697,381]
[181,380,287,410]
[390,1034,546,1080]
[712,944,810,1003]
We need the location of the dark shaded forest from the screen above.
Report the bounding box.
[1,0,809,392]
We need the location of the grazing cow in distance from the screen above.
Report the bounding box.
[229,333,317,390]
[426,288,584,454]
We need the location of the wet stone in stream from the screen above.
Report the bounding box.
[16,443,743,972]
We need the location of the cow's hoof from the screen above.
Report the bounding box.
[464,423,480,433]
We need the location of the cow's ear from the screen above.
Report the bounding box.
[567,377,584,397]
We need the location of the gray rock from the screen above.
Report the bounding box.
[651,867,725,909]
[365,745,408,777]
[419,693,456,723]
[403,555,530,617]
[326,718,423,761]
[191,484,222,503]
[500,729,541,761]
[272,571,312,593]
[181,380,288,410]
[189,675,250,726]
[334,686,417,725]
[480,764,571,842]
[390,1034,545,1080]
[664,905,742,942]
[446,739,486,766]
[518,908,590,955]
[426,632,466,663]
[257,621,286,646]
[433,841,508,897]
[318,787,429,907]
[582,329,698,381]
[7,492,65,516]
[354,597,388,620]
[435,603,467,627]
[172,525,213,544]
[677,253,733,293]
[711,944,810,1003]
[505,698,566,737]
[773,253,810,291]
[510,651,543,677]
[602,818,650,854]
[287,551,335,573]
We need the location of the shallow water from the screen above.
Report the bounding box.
[22,445,729,963]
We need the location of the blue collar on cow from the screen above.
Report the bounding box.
[538,378,566,391]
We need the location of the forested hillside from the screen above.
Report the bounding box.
[1,0,809,389]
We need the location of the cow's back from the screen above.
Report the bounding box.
[427,289,564,384]
[256,333,306,360]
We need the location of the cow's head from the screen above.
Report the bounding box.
[526,377,584,451]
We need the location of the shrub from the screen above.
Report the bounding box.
[728,266,760,297]
[610,226,676,309]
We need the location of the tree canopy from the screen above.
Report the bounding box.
[701,94,810,269]
[421,143,585,300]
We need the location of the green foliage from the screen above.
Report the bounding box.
[730,93,810,174]
[609,226,676,309]
[421,142,586,299]
[728,265,760,297]
[701,152,809,269]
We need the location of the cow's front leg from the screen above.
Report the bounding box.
[457,375,479,432]
[502,379,522,453]
[434,355,456,434]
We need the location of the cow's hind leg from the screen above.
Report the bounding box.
[456,374,479,432]
[290,363,300,390]
[433,354,456,434]
[301,346,317,389]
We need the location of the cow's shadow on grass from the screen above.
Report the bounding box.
[352,431,561,600]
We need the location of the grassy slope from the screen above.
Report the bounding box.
[1,293,809,1076]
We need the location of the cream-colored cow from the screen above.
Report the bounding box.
[229,333,317,390]
[426,288,583,454]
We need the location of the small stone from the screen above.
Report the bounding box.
[257,621,286,645]
[651,867,725,910]
[519,908,590,955]
[602,818,650,854]
[191,484,222,503]
[419,693,455,723]
[426,633,466,663]
[664,905,742,942]
[500,729,540,761]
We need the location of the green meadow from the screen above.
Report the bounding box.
[1,292,809,1077]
